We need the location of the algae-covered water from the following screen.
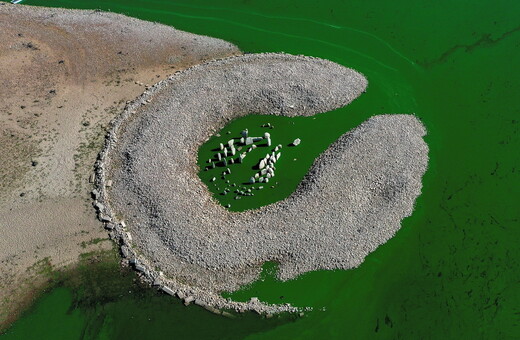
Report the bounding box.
[2,0,519,339]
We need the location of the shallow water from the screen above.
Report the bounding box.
[2,0,519,339]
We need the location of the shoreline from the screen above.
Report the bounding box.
[0,247,120,333]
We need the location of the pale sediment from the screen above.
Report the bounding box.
[0,3,241,327]
[95,53,428,314]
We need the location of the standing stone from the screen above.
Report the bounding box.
[241,129,248,138]
[245,137,254,145]
[249,177,255,184]
[259,159,266,169]
[220,143,224,150]
[217,153,222,161]
[276,152,281,160]
[211,162,216,169]
[292,138,301,146]
[223,158,228,166]
[223,148,228,157]
[231,146,236,155]
[228,139,234,147]
[263,132,270,139]
[267,137,271,146]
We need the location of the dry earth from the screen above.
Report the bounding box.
[0,3,240,328]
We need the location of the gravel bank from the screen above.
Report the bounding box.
[96,53,428,314]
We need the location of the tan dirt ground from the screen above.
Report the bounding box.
[0,3,240,329]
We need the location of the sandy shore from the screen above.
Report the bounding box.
[97,53,429,314]
[0,3,240,328]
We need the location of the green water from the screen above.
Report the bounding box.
[2,0,519,338]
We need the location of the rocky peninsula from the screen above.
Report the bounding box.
[96,53,429,314]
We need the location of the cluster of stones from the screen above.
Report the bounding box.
[205,126,301,206]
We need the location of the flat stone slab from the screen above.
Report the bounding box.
[96,53,428,313]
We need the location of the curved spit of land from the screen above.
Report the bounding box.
[95,53,429,314]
